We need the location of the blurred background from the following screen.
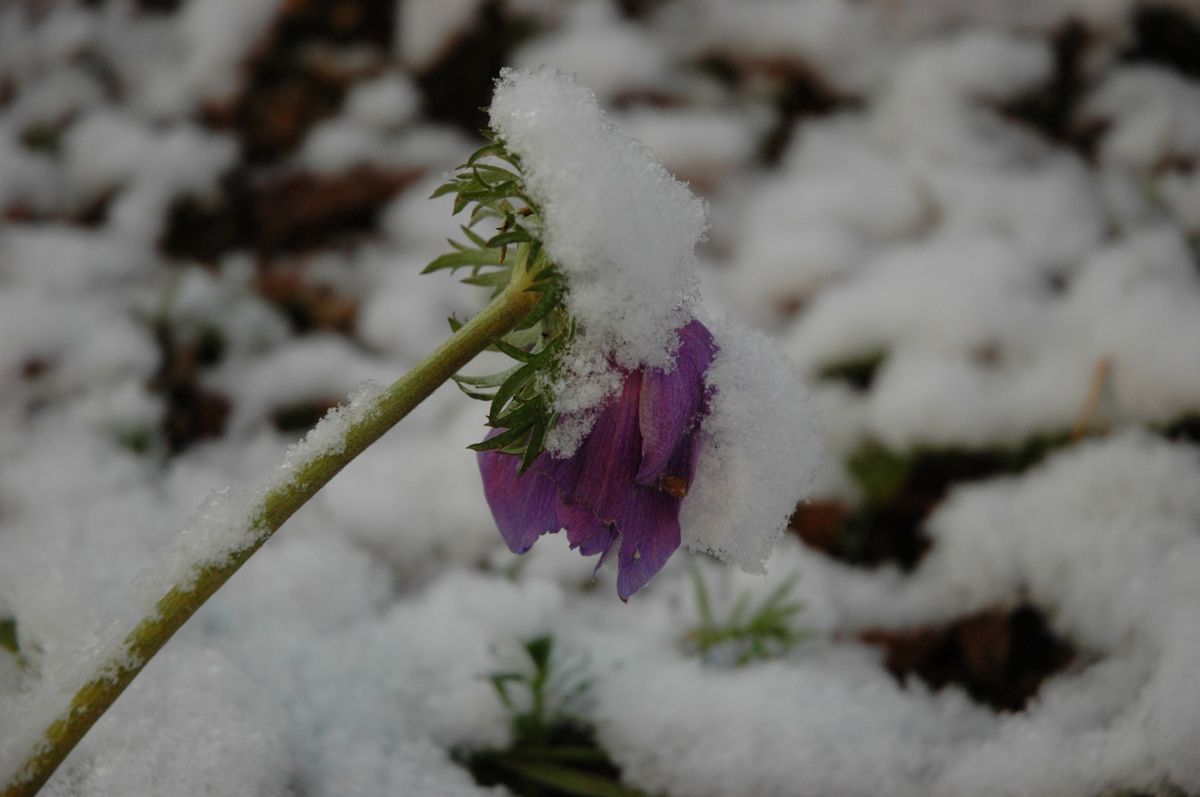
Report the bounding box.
[3,1,1200,795]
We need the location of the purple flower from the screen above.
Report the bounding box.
[478,320,717,600]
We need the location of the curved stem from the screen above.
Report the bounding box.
[2,277,541,797]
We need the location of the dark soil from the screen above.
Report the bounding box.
[861,604,1078,712]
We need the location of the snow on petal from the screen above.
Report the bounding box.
[681,318,823,572]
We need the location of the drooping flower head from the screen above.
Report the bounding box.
[479,320,716,600]
[425,68,820,601]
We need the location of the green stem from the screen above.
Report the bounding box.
[2,276,541,797]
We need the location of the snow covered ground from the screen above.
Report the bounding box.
[2,1,1200,795]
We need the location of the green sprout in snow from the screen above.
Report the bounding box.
[683,567,808,666]
[465,635,650,797]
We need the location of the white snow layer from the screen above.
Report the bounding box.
[681,0,889,93]
[598,435,1200,797]
[397,0,487,69]
[682,319,822,572]
[3,1,1200,796]
[512,1,671,99]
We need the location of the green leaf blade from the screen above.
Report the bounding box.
[492,759,650,797]
[0,618,18,656]
[423,248,505,274]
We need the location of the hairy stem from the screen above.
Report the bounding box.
[2,277,541,797]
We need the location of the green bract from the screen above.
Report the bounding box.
[426,136,573,472]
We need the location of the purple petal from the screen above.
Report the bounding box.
[477,447,561,554]
[559,371,646,524]
[552,372,685,599]
[479,329,709,598]
[615,491,682,600]
[637,320,716,486]
[558,502,617,558]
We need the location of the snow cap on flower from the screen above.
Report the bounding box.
[489,66,708,455]
[433,67,821,597]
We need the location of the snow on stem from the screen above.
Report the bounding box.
[0,268,542,797]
